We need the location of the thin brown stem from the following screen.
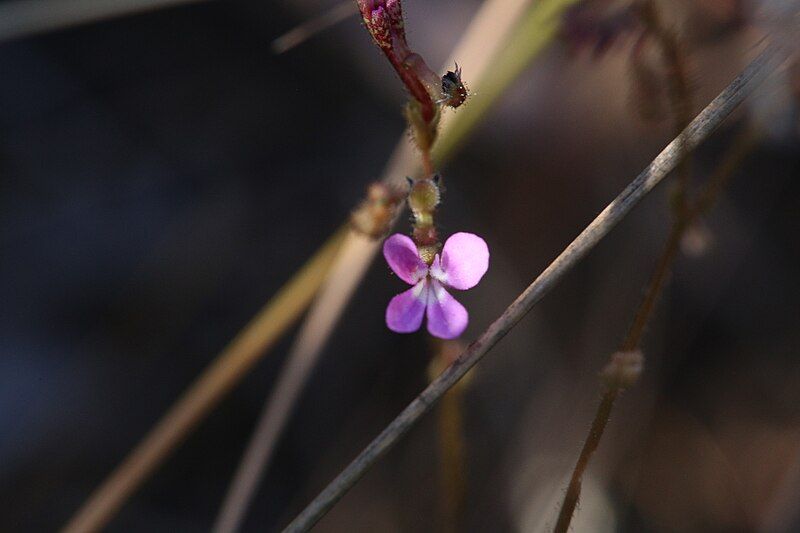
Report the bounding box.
[554,215,685,533]
[429,343,470,533]
[690,127,759,217]
[282,44,781,532]
[421,149,435,176]
[638,0,694,211]
[622,216,686,352]
[438,381,467,533]
[554,6,696,529]
[553,124,761,533]
[553,388,619,533]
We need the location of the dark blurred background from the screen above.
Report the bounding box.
[1,0,798,531]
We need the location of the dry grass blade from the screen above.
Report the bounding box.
[211,231,377,533]
[282,42,784,533]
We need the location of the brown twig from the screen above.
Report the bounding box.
[281,43,782,533]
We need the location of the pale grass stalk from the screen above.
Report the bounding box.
[0,0,210,42]
[282,43,784,532]
[213,1,578,530]
[759,447,800,533]
[211,231,376,533]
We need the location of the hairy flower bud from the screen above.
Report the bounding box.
[408,177,441,214]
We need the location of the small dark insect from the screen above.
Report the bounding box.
[441,63,468,108]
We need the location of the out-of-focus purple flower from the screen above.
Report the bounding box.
[561,1,641,57]
[383,232,489,339]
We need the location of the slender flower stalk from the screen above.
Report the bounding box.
[354,1,490,341]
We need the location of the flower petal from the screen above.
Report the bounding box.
[437,232,489,290]
[426,280,468,339]
[386,281,428,333]
[383,233,428,285]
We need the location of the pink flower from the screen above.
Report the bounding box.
[383,232,489,339]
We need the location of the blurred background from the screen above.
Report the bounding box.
[0,0,798,531]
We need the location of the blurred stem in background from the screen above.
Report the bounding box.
[553,123,762,533]
[64,0,581,531]
[553,2,697,528]
[428,340,472,533]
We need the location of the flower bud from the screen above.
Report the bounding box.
[408,177,440,214]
